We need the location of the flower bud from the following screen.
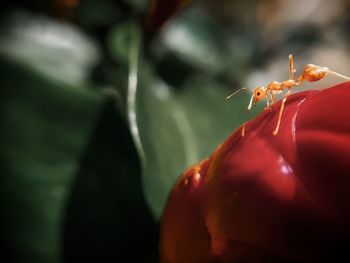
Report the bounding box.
[160,82,350,262]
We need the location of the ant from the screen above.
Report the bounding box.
[227,54,350,136]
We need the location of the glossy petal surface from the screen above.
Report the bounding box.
[160,82,350,263]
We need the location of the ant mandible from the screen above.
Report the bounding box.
[227,54,350,136]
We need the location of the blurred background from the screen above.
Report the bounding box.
[1,0,349,262]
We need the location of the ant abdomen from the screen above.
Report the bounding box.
[302,64,328,82]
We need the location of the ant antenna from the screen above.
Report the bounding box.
[327,70,350,80]
[226,87,248,100]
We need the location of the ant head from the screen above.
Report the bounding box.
[226,86,266,111]
[253,86,266,105]
[247,86,266,111]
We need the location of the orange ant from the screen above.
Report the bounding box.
[227,54,350,136]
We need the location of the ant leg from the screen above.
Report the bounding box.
[264,92,271,110]
[271,92,276,105]
[272,90,291,136]
[289,54,296,80]
[241,122,246,137]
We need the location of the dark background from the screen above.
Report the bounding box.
[1,0,349,262]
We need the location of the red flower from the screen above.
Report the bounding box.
[160,82,350,263]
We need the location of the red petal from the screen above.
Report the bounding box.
[160,81,350,262]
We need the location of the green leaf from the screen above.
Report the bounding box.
[137,67,255,219]
[122,22,260,219]
[153,6,254,83]
[0,12,99,87]
[0,43,158,263]
[62,98,158,263]
[158,8,227,74]
[0,12,158,261]
[0,57,105,262]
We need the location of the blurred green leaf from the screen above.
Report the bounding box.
[78,0,119,28]
[121,22,259,219]
[125,0,148,12]
[0,57,104,262]
[0,12,99,86]
[157,7,227,75]
[0,55,158,263]
[107,21,134,67]
[152,6,254,85]
[62,97,158,263]
[137,67,255,219]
